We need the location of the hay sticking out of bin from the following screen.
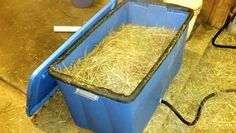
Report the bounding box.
[60,24,177,96]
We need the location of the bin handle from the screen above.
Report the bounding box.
[26,0,118,116]
[75,88,99,101]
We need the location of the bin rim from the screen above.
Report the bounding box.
[49,0,194,103]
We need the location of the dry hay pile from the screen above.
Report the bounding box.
[144,27,236,132]
[216,30,236,46]
[60,24,176,96]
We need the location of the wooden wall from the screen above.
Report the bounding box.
[200,0,236,28]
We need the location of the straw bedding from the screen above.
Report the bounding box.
[144,27,236,132]
[60,24,176,96]
[216,30,236,46]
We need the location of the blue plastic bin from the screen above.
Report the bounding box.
[26,0,193,133]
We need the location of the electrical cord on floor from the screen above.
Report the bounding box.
[160,9,236,126]
[211,11,236,49]
[160,89,236,126]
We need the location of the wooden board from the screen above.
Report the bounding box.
[208,0,236,28]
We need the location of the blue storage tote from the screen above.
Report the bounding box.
[26,0,193,133]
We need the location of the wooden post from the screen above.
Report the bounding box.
[208,0,236,28]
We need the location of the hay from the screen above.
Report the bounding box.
[215,30,236,46]
[144,27,236,132]
[60,24,176,96]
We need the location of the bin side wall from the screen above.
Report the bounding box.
[60,83,134,133]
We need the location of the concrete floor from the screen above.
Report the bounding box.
[0,0,236,132]
[0,0,108,93]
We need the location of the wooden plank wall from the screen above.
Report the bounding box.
[200,0,215,23]
[200,0,236,28]
[208,0,236,28]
